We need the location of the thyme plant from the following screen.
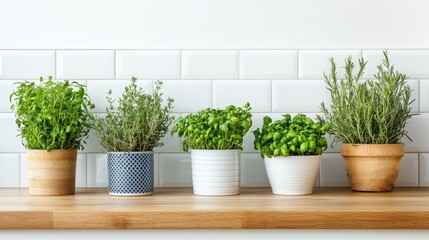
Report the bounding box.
[93,78,174,152]
[320,51,415,144]
[10,76,94,151]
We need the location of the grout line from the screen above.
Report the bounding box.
[18,153,21,188]
[237,50,241,80]
[113,50,117,80]
[270,80,273,112]
[211,80,214,108]
[179,50,182,80]
[418,153,421,187]
[2,48,429,51]
[296,49,300,79]
[54,50,57,79]
[418,79,421,112]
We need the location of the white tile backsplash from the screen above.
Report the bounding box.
[363,50,429,79]
[407,80,419,113]
[0,154,20,187]
[57,50,114,79]
[213,80,271,112]
[299,50,361,79]
[82,130,104,153]
[182,50,238,79]
[1,49,428,188]
[76,154,87,188]
[419,80,429,112]
[396,153,419,187]
[0,114,24,152]
[241,154,269,187]
[116,50,180,79]
[162,80,212,112]
[19,153,28,187]
[420,153,429,186]
[87,154,108,187]
[239,50,297,79]
[153,114,181,153]
[319,153,349,187]
[158,153,192,187]
[403,114,429,152]
[0,51,55,79]
[0,80,15,112]
[272,80,328,113]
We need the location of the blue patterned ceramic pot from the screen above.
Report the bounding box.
[107,152,154,196]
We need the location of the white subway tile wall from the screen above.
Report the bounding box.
[0,51,55,79]
[299,50,361,78]
[116,50,181,79]
[239,50,297,79]
[57,50,114,79]
[181,50,238,79]
[0,49,427,188]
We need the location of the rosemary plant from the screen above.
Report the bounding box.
[320,51,415,144]
[93,78,174,152]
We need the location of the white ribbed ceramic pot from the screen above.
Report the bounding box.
[191,149,240,196]
[264,155,321,195]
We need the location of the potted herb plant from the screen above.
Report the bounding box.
[253,114,330,195]
[320,51,415,192]
[10,76,94,195]
[171,103,252,196]
[93,77,174,196]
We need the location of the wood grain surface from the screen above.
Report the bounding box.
[1,187,429,229]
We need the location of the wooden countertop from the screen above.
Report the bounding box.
[1,187,429,229]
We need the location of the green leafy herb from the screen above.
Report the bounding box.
[171,103,252,151]
[320,51,416,144]
[93,77,174,152]
[253,114,330,158]
[10,76,95,151]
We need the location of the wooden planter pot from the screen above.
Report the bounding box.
[342,144,404,192]
[27,149,77,196]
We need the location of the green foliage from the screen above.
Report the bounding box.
[93,77,174,152]
[171,103,252,151]
[253,114,330,158]
[320,51,415,144]
[10,76,94,151]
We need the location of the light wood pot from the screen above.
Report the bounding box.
[27,149,77,196]
[342,144,404,192]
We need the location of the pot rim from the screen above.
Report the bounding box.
[190,149,241,152]
[342,143,404,157]
[107,151,154,154]
[26,149,78,152]
[342,143,405,146]
[264,155,321,160]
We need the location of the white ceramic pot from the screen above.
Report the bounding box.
[264,155,321,195]
[191,149,240,196]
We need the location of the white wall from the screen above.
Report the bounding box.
[1,0,429,49]
[1,0,429,189]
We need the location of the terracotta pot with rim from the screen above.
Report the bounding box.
[27,149,77,196]
[341,144,404,192]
